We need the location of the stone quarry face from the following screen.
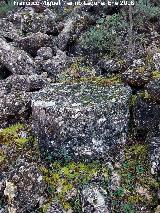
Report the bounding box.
[32,83,131,162]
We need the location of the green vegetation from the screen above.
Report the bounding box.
[60,59,122,86]
[0,123,36,169]
[134,0,160,20]
[152,71,160,79]
[123,203,135,213]
[139,90,151,100]
[40,161,109,210]
[78,75,122,86]
[79,0,160,57]
[40,143,159,212]
[116,144,159,210]
[130,95,137,107]
[0,123,29,145]
[59,58,95,83]
[80,14,128,55]
[63,74,122,86]
[1,124,159,212]
[0,0,17,16]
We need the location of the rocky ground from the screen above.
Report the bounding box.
[0,1,160,212]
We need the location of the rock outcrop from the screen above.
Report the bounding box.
[5,74,48,92]
[1,160,46,213]
[17,32,53,57]
[0,91,31,128]
[0,2,160,212]
[0,38,37,75]
[32,83,131,162]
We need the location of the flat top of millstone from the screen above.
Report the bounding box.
[32,83,131,108]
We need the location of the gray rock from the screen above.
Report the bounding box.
[0,91,31,128]
[122,69,151,87]
[0,208,6,213]
[96,59,121,76]
[82,184,109,213]
[2,160,46,213]
[37,47,53,60]
[46,201,64,213]
[5,74,48,92]
[42,50,71,79]
[32,83,131,162]
[109,171,121,192]
[153,53,160,71]
[131,59,145,68]
[57,12,95,51]
[57,18,74,51]
[148,136,160,175]
[0,19,20,41]
[0,38,37,75]
[0,81,10,97]
[16,8,57,34]
[17,32,53,57]
[145,79,160,103]
[6,10,23,30]
[133,96,160,133]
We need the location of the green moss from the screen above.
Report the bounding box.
[130,95,137,107]
[64,75,122,86]
[127,194,146,204]
[60,58,122,86]
[0,123,36,169]
[139,90,151,100]
[117,59,125,67]
[40,161,109,210]
[137,66,146,74]
[40,202,51,213]
[145,53,154,65]
[80,75,122,85]
[152,71,160,79]
[59,58,95,83]
[0,123,23,136]
[0,123,28,146]
[0,150,6,163]
[117,144,159,207]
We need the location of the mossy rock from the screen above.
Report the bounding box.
[40,161,109,210]
[0,123,37,169]
[152,71,160,79]
[116,144,159,208]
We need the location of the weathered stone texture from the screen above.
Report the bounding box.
[0,92,31,128]
[32,83,131,162]
[148,136,160,175]
[0,38,37,75]
[133,96,160,133]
